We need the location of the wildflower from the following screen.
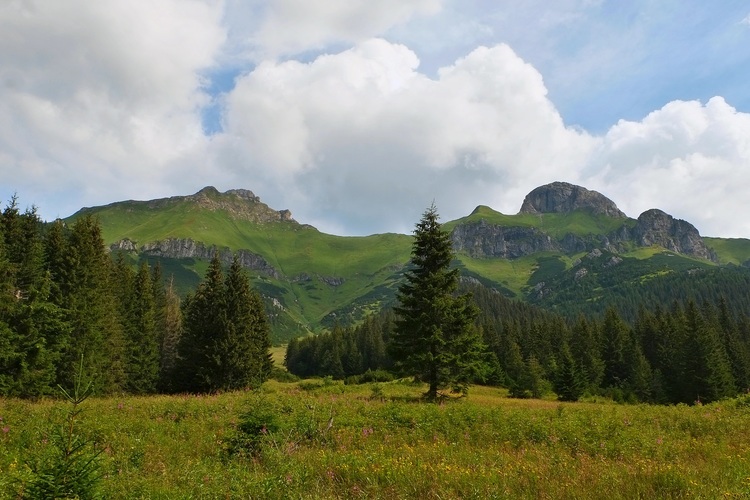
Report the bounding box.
[2,426,9,435]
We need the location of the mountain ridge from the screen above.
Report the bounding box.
[67,182,750,342]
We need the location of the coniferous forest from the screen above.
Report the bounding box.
[285,281,750,404]
[0,197,271,398]
[3,195,750,405]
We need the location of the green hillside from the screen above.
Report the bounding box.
[70,191,412,342]
[69,188,750,343]
[444,205,635,239]
[705,237,750,265]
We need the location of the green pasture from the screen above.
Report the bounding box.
[3,381,750,499]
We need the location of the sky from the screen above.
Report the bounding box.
[1,0,750,238]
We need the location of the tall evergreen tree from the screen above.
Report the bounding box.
[570,315,604,392]
[390,204,484,400]
[601,308,631,389]
[59,215,126,393]
[158,276,182,391]
[220,255,272,388]
[177,254,226,392]
[555,341,584,401]
[681,300,735,403]
[177,254,271,392]
[124,262,159,393]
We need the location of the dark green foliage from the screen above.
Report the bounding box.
[220,256,273,387]
[390,204,484,400]
[157,277,183,392]
[22,359,103,499]
[285,310,394,379]
[0,202,64,397]
[58,215,126,393]
[601,308,631,389]
[123,262,160,394]
[554,342,584,401]
[176,254,272,393]
[224,396,280,459]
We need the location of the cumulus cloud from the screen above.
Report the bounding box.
[586,97,750,237]
[3,1,750,241]
[0,0,225,214]
[249,0,442,58]
[218,39,595,234]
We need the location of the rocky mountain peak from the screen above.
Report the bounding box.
[634,209,716,261]
[143,187,296,224]
[519,182,626,218]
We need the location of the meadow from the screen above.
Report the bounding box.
[2,380,750,499]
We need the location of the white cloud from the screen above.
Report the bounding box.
[0,0,226,212]
[249,0,442,59]
[586,97,750,237]
[2,1,750,241]
[742,14,750,26]
[218,39,595,234]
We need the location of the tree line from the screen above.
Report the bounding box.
[0,197,271,397]
[285,284,750,404]
[285,206,750,404]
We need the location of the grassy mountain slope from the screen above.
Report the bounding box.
[71,191,412,342]
[69,188,750,342]
[444,205,636,239]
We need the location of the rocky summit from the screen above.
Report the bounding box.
[519,182,627,218]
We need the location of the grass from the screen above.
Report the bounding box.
[69,195,750,341]
[3,382,750,499]
[69,198,413,342]
[444,206,635,239]
[705,237,750,265]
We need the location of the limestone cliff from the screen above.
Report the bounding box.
[451,182,718,262]
[111,238,280,278]
[519,182,627,218]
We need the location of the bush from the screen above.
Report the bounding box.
[344,369,395,385]
[224,396,280,458]
[270,366,299,383]
[20,359,103,499]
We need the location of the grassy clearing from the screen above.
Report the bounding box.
[705,237,750,265]
[2,382,750,499]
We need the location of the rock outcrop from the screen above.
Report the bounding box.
[137,186,296,224]
[134,238,279,278]
[631,209,717,262]
[519,182,627,218]
[450,183,718,262]
[451,219,558,258]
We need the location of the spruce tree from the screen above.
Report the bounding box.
[177,254,225,392]
[601,308,631,389]
[220,255,272,388]
[61,215,126,393]
[390,204,483,400]
[177,254,271,392]
[158,276,182,392]
[555,341,584,401]
[125,262,159,393]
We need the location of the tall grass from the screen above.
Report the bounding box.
[2,382,749,498]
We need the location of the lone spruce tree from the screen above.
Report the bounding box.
[391,204,483,400]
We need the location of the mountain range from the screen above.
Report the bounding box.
[69,182,750,343]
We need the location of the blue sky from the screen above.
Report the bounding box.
[2,1,750,237]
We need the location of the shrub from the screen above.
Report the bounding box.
[20,359,103,499]
[224,396,280,459]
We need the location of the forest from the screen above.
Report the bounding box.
[0,197,271,398]
[3,196,750,405]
